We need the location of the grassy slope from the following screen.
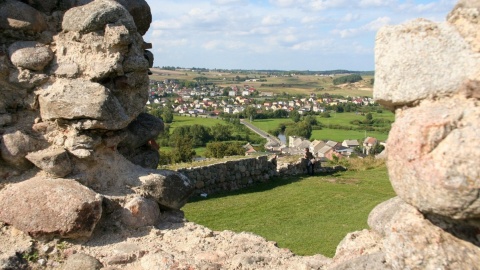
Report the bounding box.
[183,163,395,257]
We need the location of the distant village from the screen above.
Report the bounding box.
[148,78,384,160]
[147,78,376,116]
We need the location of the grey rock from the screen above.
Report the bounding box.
[382,200,480,269]
[0,0,47,32]
[62,253,103,270]
[51,62,79,78]
[104,23,132,46]
[120,196,160,228]
[38,79,130,130]
[8,69,49,91]
[374,19,480,109]
[0,131,46,169]
[26,148,72,177]
[62,0,136,34]
[0,177,103,239]
[387,96,480,219]
[123,146,160,169]
[144,50,154,68]
[332,229,382,267]
[368,197,408,236]
[8,41,53,71]
[122,55,149,73]
[138,171,195,210]
[118,113,164,151]
[115,0,151,35]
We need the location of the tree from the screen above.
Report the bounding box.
[285,121,312,139]
[289,110,301,123]
[170,124,211,147]
[333,74,363,85]
[168,137,196,163]
[245,106,257,122]
[205,142,244,158]
[162,106,174,123]
[210,124,232,141]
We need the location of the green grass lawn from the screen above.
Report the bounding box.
[183,162,395,257]
[312,128,389,142]
[250,111,393,142]
[169,115,223,131]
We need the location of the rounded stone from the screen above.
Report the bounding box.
[387,96,480,219]
[120,196,160,228]
[0,0,47,32]
[8,41,53,71]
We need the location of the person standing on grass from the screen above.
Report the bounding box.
[304,147,315,176]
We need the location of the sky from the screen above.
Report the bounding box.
[144,0,456,71]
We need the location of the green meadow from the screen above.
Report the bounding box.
[183,159,395,257]
[251,111,394,142]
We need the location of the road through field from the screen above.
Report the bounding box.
[240,119,284,150]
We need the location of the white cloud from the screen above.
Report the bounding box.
[333,16,391,38]
[342,13,361,22]
[262,15,285,26]
[359,0,395,7]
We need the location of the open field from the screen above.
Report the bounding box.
[250,111,393,142]
[150,68,374,97]
[168,115,223,132]
[183,161,395,257]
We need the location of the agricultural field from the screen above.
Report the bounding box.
[183,159,395,257]
[150,68,374,97]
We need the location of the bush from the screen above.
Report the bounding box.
[333,74,363,85]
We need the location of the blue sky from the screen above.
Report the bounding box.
[144,0,456,71]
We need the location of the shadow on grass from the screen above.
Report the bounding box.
[188,170,339,203]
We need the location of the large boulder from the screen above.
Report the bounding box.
[62,0,136,33]
[137,171,195,210]
[386,96,480,219]
[0,130,46,169]
[0,0,47,32]
[38,79,130,130]
[374,199,480,269]
[120,196,161,228]
[374,19,480,109]
[0,177,103,239]
[115,0,151,35]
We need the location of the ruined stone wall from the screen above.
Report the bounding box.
[178,156,346,196]
[0,0,195,242]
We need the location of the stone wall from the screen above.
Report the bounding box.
[178,156,346,195]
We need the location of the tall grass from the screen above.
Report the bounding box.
[182,158,395,257]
